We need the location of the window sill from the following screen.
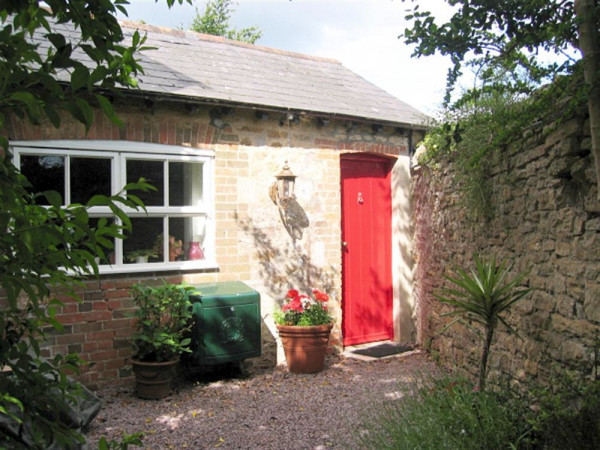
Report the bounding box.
[96,259,219,275]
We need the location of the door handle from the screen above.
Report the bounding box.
[342,241,348,248]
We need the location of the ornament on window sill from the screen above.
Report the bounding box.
[187,241,205,260]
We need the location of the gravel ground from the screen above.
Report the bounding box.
[86,352,439,449]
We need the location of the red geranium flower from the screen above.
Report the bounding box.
[282,296,303,313]
[276,287,334,326]
[312,289,329,302]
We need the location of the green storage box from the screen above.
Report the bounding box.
[189,281,261,365]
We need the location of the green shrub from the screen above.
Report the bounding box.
[130,282,195,362]
[360,376,531,450]
[529,375,600,450]
[360,372,600,450]
[435,255,530,390]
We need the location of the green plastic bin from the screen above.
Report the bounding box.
[189,281,261,365]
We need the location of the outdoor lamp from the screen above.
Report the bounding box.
[275,161,296,200]
[269,161,309,240]
[270,161,297,205]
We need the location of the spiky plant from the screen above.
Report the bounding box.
[434,255,531,390]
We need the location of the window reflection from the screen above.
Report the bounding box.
[71,157,111,204]
[169,162,203,206]
[20,155,65,204]
[127,159,164,206]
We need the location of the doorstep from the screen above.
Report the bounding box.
[342,341,420,361]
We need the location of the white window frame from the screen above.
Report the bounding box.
[10,140,217,274]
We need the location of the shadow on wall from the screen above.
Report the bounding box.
[234,212,336,305]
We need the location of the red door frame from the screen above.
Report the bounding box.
[341,153,395,346]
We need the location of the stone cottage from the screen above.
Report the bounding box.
[5,20,427,388]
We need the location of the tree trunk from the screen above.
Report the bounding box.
[575,0,600,200]
[478,325,494,391]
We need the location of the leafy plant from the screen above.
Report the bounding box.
[360,370,600,450]
[98,432,144,449]
[528,371,600,449]
[126,248,158,262]
[434,255,531,390]
[359,376,532,450]
[1,1,187,447]
[130,282,195,362]
[418,84,528,220]
[153,234,184,261]
[274,289,333,326]
[0,152,151,447]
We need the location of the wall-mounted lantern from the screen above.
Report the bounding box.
[271,161,297,203]
[269,161,309,241]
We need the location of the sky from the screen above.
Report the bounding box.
[117,0,456,116]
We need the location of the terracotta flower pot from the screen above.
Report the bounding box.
[276,323,333,373]
[131,359,179,399]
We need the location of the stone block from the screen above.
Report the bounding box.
[573,234,598,260]
[586,217,600,231]
[561,339,588,363]
[555,295,575,317]
[554,240,572,257]
[583,281,600,322]
[532,291,556,313]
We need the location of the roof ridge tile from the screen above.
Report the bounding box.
[118,19,342,65]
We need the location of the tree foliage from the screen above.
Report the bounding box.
[189,0,262,43]
[402,0,600,198]
[0,156,151,447]
[0,1,188,447]
[403,0,578,102]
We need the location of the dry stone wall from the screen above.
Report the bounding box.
[413,105,600,384]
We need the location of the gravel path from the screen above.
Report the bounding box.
[86,352,438,449]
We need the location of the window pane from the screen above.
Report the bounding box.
[127,159,164,206]
[169,162,203,206]
[161,217,183,262]
[124,217,163,263]
[169,216,207,261]
[20,155,65,204]
[71,157,111,204]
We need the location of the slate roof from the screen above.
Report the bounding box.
[121,22,426,128]
[43,19,427,128]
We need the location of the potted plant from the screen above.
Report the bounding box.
[129,282,195,399]
[274,288,334,373]
[153,234,184,261]
[126,249,157,264]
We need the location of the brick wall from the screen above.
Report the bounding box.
[412,103,600,385]
[3,97,415,388]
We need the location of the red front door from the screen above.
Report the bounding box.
[341,154,394,346]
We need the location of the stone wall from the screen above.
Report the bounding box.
[412,104,600,384]
[3,96,417,388]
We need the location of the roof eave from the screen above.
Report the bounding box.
[114,88,430,131]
